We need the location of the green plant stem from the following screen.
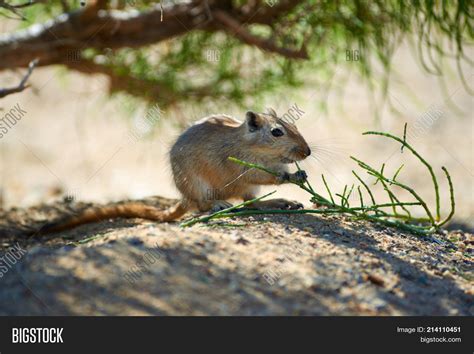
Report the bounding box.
[393,164,404,180]
[228,156,314,195]
[379,178,411,218]
[355,202,421,210]
[351,156,436,226]
[228,156,278,176]
[437,166,455,227]
[357,186,364,209]
[363,130,441,221]
[226,157,430,233]
[379,178,398,215]
[321,174,335,204]
[381,214,431,223]
[352,170,377,206]
[212,208,432,235]
[180,190,276,227]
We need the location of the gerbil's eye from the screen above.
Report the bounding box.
[271,128,284,137]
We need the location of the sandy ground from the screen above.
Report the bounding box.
[0,197,472,315]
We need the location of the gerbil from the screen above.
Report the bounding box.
[37,108,311,234]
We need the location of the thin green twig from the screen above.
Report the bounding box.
[393,164,404,181]
[352,170,377,206]
[357,186,364,210]
[363,130,441,221]
[321,174,335,204]
[180,190,276,227]
[379,178,411,218]
[437,166,455,227]
[351,156,436,226]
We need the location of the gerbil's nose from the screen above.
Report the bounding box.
[305,146,311,157]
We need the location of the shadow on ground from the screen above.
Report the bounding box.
[0,197,472,315]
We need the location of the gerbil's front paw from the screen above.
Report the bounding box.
[256,198,304,210]
[277,171,291,184]
[289,170,307,184]
[210,201,233,213]
[278,199,304,210]
[277,170,307,184]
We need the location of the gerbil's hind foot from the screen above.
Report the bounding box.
[210,200,233,213]
[250,198,303,210]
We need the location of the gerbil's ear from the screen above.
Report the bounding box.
[246,111,264,131]
[266,107,277,117]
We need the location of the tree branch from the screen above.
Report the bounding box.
[233,0,305,25]
[64,58,178,104]
[64,58,229,106]
[0,58,38,99]
[213,9,308,59]
[0,1,308,71]
[0,1,309,103]
[0,0,45,20]
[0,2,207,70]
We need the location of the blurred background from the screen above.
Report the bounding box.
[0,0,472,229]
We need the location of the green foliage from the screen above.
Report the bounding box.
[6,0,473,110]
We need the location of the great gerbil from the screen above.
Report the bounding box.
[37,108,311,234]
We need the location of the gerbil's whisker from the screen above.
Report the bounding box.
[311,145,348,154]
[307,155,344,184]
[312,149,345,160]
[311,151,343,159]
[309,154,328,165]
[309,140,350,149]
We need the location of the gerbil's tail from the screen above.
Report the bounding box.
[33,201,188,235]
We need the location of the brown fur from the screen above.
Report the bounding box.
[36,109,311,234]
